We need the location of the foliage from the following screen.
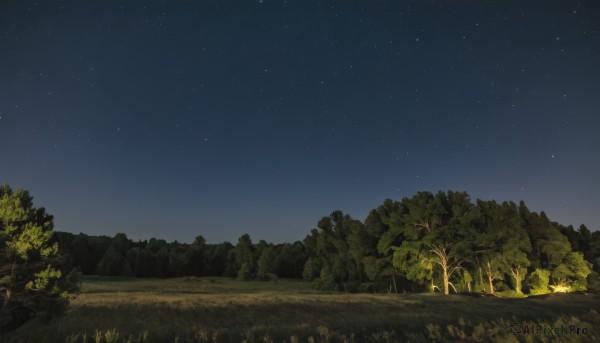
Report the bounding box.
[0,184,80,332]
[312,266,336,291]
[525,268,551,295]
[41,190,598,296]
[587,271,600,293]
[256,247,279,281]
[302,257,320,282]
[551,252,593,291]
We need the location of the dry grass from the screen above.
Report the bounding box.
[3,277,600,342]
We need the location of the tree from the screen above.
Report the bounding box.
[551,252,592,292]
[459,269,473,292]
[526,268,550,295]
[499,235,531,294]
[0,185,79,332]
[276,242,307,279]
[521,208,570,270]
[390,191,474,295]
[183,235,206,276]
[96,248,127,276]
[389,192,441,292]
[68,234,110,275]
[256,247,279,281]
[472,200,525,295]
[428,243,463,294]
[565,251,592,291]
[204,242,234,277]
[589,232,600,273]
[373,199,408,292]
[233,234,256,280]
[302,211,365,290]
[96,233,132,276]
[168,244,186,277]
[392,240,434,291]
[302,257,321,281]
[313,266,336,291]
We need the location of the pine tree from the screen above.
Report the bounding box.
[0,185,79,332]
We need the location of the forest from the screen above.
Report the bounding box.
[54,190,600,296]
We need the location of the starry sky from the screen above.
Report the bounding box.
[1,1,599,243]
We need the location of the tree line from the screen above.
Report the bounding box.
[3,186,599,332]
[54,232,308,281]
[55,190,600,295]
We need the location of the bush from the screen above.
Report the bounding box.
[526,268,550,295]
[312,266,337,291]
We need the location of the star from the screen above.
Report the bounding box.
[0,0,597,243]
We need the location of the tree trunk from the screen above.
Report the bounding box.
[486,261,495,295]
[510,267,522,294]
[478,265,485,292]
[442,265,449,295]
[430,244,456,295]
[392,275,398,294]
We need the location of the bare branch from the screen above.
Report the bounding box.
[448,282,458,293]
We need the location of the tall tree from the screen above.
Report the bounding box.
[472,200,525,294]
[276,242,307,279]
[233,234,256,280]
[390,192,441,292]
[183,235,206,276]
[550,252,592,291]
[96,233,132,276]
[304,211,364,291]
[0,185,79,332]
[256,247,279,281]
[374,199,409,292]
[204,242,234,277]
[390,191,476,295]
[500,237,531,294]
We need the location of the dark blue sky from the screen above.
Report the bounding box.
[1,1,599,243]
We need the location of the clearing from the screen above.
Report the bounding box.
[4,276,600,342]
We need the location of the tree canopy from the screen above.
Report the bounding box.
[41,189,599,297]
[0,185,80,332]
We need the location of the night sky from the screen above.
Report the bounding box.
[1,1,599,243]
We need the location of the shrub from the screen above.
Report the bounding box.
[312,266,336,291]
[526,268,550,295]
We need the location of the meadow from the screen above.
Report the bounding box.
[3,276,600,343]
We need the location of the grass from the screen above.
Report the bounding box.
[3,276,600,342]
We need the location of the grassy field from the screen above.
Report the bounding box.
[3,276,600,343]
